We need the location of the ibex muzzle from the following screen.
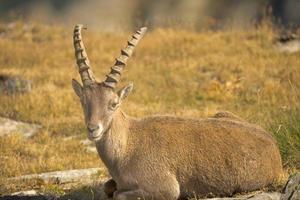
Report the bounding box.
[72,25,283,200]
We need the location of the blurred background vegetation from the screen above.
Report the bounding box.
[0,0,299,196]
[0,0,300,30]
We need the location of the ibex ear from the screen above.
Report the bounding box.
[118,83,133,101]
[72,79,83,97]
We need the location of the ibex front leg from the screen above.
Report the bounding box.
[114,175,180,200]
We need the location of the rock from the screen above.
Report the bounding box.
[200,195,248,200]
[1,190,56,200]
[8,168,104,185]
[200,192,281,200]
[247,192,281,200]
[275,32,300,53]
[11,190,39,196]
[276,40,300,53]
[0,117,41,138]
[0,75,32,95]
[280,172,300,200]
[292,190,300,200]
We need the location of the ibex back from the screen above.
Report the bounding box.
[72,25,283,200]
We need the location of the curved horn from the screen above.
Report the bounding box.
[103,27,147,89]
[73,24,96,86]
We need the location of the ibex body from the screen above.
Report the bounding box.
[72,25,283,200]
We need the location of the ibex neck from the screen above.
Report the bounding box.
[95,109,130,175]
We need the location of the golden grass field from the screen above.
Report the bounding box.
[0,21,299,195]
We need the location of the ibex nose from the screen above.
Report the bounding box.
[87,123,99,133]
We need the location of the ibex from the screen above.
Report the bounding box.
[72,24,283,200]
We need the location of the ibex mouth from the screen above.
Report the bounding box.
[87,123,104,141]
[88,131,103,141]
[88,134,102,141]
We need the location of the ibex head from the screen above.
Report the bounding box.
[72,24,147,141]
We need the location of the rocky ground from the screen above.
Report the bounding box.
[275,33,300,53]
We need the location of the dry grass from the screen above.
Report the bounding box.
[0,21,299,195]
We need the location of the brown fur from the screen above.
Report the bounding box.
[72,64,283,200]
[72,27,283,200]
[93,109,283,199]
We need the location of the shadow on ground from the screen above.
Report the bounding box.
[60,182,108,200]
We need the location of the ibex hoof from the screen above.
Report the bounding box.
[104,178,117,198]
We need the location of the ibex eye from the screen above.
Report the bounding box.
[109,101,119,110]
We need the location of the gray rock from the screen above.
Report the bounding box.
[0,117,41,138]
[247,192,281,200]
[8,168,104,185]
[196,192,280,200]
[0,75,32,95]
[292,190,300,200]
[276,40,300,53]
[200,197,243,200]
[281,172,300,200]
[11,190,40,196]
[1,190,56,200]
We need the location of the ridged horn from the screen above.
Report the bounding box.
[103,27,147,89]
[73,24,96,86]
